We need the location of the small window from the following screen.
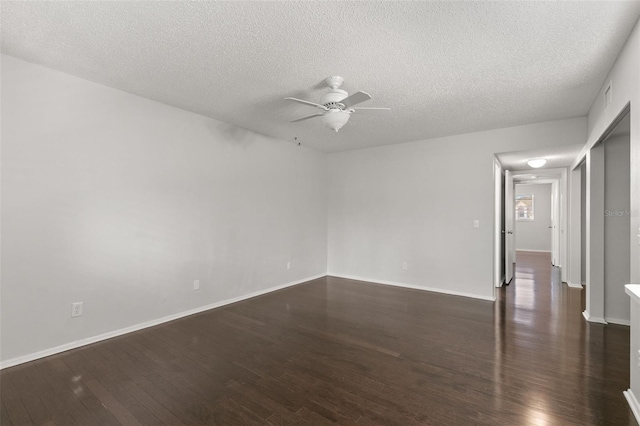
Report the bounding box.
[515,194,534,221]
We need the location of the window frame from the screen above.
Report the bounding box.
[515,194,535,221]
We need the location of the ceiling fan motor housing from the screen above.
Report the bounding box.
[321,88,349,109]
[321,85,351,131]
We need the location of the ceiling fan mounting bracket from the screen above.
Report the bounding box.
[325,76,344,89]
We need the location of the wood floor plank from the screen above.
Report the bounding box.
[39,353,121,426]
[83,344,181,426]
[222,383,274,420]
[1,252,635,425]
[6,365,51,426]
[125,401,166,426]
[84,378,143,426]
[58,349,139,410]
[18,360,84,426]
[101,342,201,425]
[77,349,167,426]
[227,380,301,423]
[1,376,33,425]
[29,360,99,426]
[1,398,14,426]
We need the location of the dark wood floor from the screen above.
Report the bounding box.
[1,252,634,425]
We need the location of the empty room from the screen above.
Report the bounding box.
[2,2,640,425]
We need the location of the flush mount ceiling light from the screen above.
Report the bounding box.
[527,158,547,168]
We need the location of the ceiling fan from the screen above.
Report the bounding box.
[284,76,391,132]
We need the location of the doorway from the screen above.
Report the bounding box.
[582,110,631,325]
[494,145,582,294]
[514,182,553,254]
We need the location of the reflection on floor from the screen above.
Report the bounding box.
[497,250,633,425]
[0,251,634,425]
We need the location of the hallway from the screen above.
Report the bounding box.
[501,251,634,425]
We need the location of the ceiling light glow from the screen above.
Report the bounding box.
[527,158,547,168]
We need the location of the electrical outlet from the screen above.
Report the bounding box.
[193,279,200,290]
[287,262,291,270]
[637,350,640,368]
[402,262,408,271]
[71,302,83,317]
[473,220,480,228]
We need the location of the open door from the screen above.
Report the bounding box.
[551,180,560,266]
[505,170,515,284]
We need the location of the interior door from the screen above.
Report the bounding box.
[551,180,560,265]
[505,170,515,284]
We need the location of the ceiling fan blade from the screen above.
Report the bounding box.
[340,91,371,108]
[352,107,391,113]
[284,97,328,110]
[291,113,324,123]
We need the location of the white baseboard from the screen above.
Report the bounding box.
[582,310,608,324]
[606,317,631,326]
[584,313,628,326]
[515,249,551,253]
[0,274,326,370]
[328,273,495,301]
[624,389,640,424]
[567,281,583,289]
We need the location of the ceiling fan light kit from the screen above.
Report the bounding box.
[322,110,351,132]
[285,76,390,132]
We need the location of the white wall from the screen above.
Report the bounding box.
[626,286,640,419]
[582,17,639,286]
[604,133,631,324]
[566,166,582,288]
[586,142,606,323]
[578,16,639,414]
[327,118,586,300]
[581,164,587,284]
[515,183,552,252]
[0,55,328,364]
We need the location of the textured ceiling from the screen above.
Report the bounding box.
[2,2,640,153]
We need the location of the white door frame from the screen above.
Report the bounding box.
[493,163,569,296]
[494,158,503,289]
[506,169,568,272]
[505,170,515,285]
[551,180,560,265]
[513,178,561,261]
